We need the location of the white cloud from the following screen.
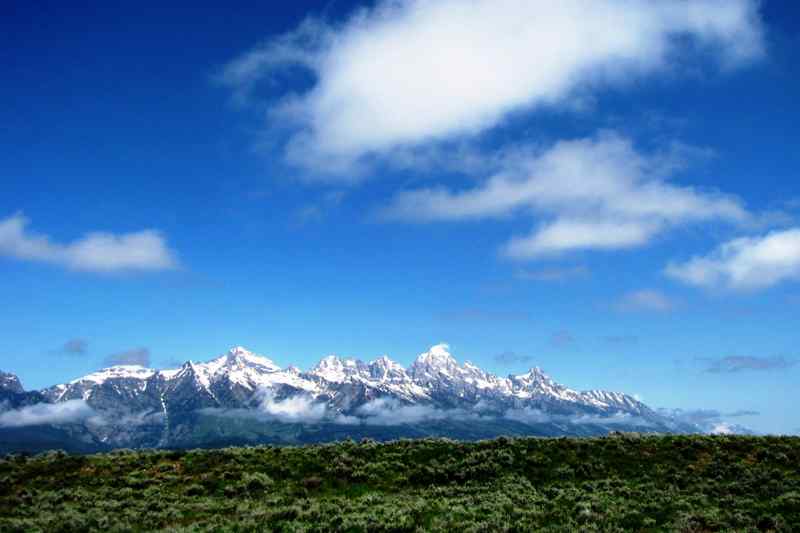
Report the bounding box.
[504,219,658,259]
[666,228,800,290]
[0,213,178,273]
[254,388,330,423]
[222,0,762,174]
[616,289,675,313]
[381,133,748,257]
[200,388,360,425]
[356,397,484,425]
[0,400,95,428]
[515,265,589,282]
[708,422,736,435]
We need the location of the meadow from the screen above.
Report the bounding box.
[1,434,798,532]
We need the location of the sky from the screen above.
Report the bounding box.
[1,0,799,435]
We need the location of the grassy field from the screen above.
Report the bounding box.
[1,434,798,532]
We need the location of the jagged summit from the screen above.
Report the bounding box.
[73,365,156,384]
[415,343,457,365]
[219,346,280,372]
[514,366,554,383]
[411,343,461,378]
[5,343,742,449]
[310,355,369,383]
[36,342,677,438]
[0,371,24,394]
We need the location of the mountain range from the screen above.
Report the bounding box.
[1,344,723,453]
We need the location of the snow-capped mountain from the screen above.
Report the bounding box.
[1,344,715,450]
[0,371,24,394]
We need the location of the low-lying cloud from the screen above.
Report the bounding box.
[200,389,358,425]
[202,390,659,430]
[659,408,757,435]
[0,399,95,428]
[0,213,178,274]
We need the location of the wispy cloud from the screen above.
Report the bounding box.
[380,134,749,258]
[515,265,589,282]
[493,351,534,367]
[0,399,95,428]
[616,289,676,313]
[62,339,88,356]
[221,0,762,175]
[703,355,796,374]
[0,213,178,273]
[666,228,800,291]
[436,308,530,323]
[550,331,575,348]
[727,410,760,417]
[104,348,151,368]
[603,335,639,345]
[291,190,347,226]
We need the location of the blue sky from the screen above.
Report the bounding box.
[1,0,799,434]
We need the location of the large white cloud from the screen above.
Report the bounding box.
[380,133,749,257]
[666,228,800,290]
[0,213,178,273]
[222,0,762,173]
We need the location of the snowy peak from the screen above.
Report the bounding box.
[220,346,280,372]
[73,365,156,385]
[37,342,667,429]
[507,366,583,402]
[368,356,409,383]
[513,367,555,386]
[0,371,24,394]
[410,343,461,378]
[310,355,369,383]
[415,343,457,366]
[581,390,643,411]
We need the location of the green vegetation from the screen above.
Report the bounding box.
[1,435,798,531]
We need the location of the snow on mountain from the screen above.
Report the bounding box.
[580,390,647,413]
[184,346,281,387]
[0,371,24,394]
[73,366,157,385]
[409,343,461,382]
[309,355,369,383]
[40,343,659,419]
[27,343,710,447]
[509,367,583,402]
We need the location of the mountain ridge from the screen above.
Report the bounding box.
[0,343,717,452]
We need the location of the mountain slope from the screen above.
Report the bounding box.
[2,345,703,450]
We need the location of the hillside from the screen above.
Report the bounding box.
[1,435,797,531]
